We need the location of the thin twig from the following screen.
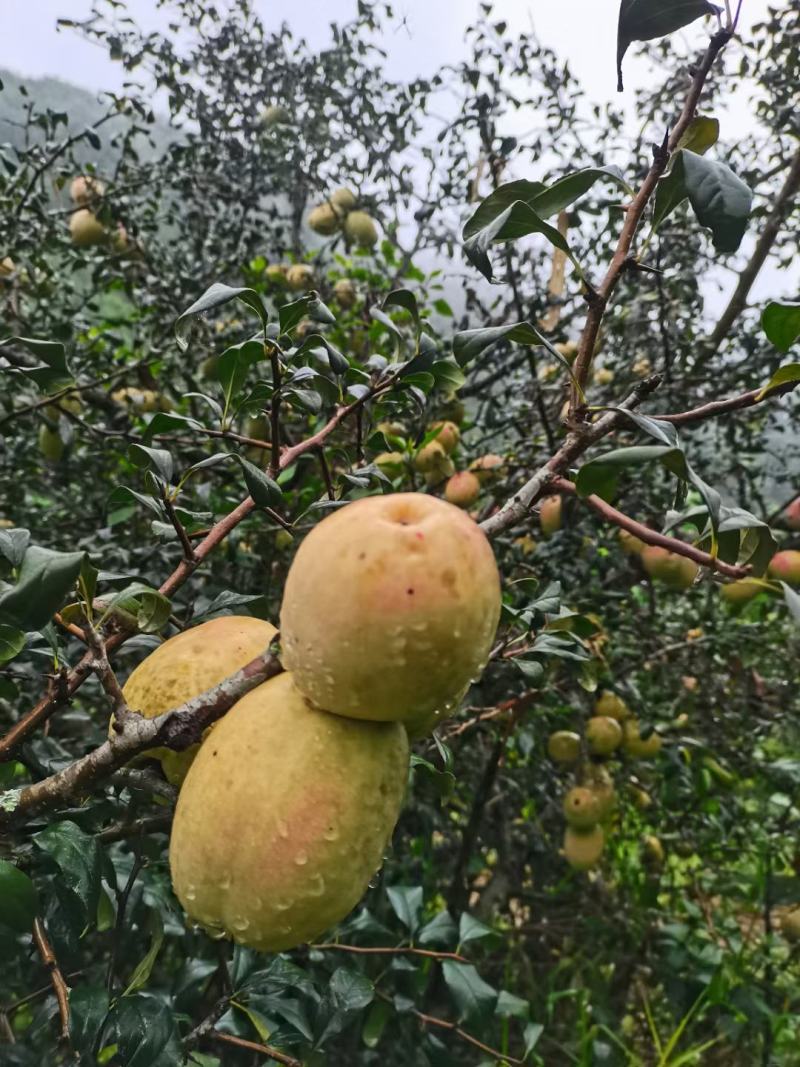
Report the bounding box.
[210,1031,302,1067]
[313,943,469,964]
[655,380,799,425]
[32,918,70,1044]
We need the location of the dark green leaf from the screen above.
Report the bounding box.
[0,336,74,391]
[617,0,720,90]
[0,546,84,631]
[528,166,632,219]
[0,527,30,568]
[442,961,497,1023]
[386,884,423,934]
[34,821,102,925]
[383,289,420,335]
[681,149,752,252]
[0,624,25,665]
[761,303,800,353]
[175,283,268,351]
[110,994,181,1067]
[452,321,541,367]
[463,198,578,283]
[128,445,174,484]
[0,859,38,931]
[69,985,110,1059]
[235,456,283,508]
[458,912,496,945]
[418,909,458,947]
[98,582,172,634]
[462,179,547,240]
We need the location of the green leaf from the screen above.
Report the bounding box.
[0,624,25,665]
[110,994,181,1067]
[0,545,84,631]
[34,821,102,926]
[458,912,496,946]
[528,166,632,219]
[0,859,38,931]
[123,913,164,995]
[0,336,74,391]
[70,985,110,1059]
[418,909,458,947]
[441,961,497,1023]
[128,444,174,485]
[524,1021,545,1054]
[329,967,374,1013]
[452,321,541,367]
[462,180,546,240]
[756,362,800,400]
[235,456,283,508]
[495,990,530,1020]
[383,289,420,336]
[780,582,800,624]
[463,197,579,283]
[280,294,317,336]
[98,582,172,634]
[617,0,720,90]
[361,1000,390,1049]
[175,283,268,351]
[0,527,30,568]
[142,411,203,442]
[217,338,266,405]
[676,115,720,155]
[761,302,800,353]
[681,150,752,253]
[386,884,423,934]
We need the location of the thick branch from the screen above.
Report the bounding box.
[550,477,750,579]
[0,640,283,825]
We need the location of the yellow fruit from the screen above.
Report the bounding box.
[430,421,460,455]
[0,519,14,528]
[564,825,604,870]
[619,528,645,555]
[308,203,341,236]
[69,209,106,247]
[594,691,630,721]
[333,278,357,307]
[539,495,562,537]
[514,534,537,556]
[414,440,448,474]
[170,671,409,951]
[265,263,287,285]
[643,834,664,866]
[374,451,406,478]
[122,616,277,785]
[38,425,64,462]
[330,187,358,211]
[286,264,316,291]
[586,716,623,756]
[587,766,616,818]
[424,458,455,487]
[439,398,466,424]
[444,471,480,509]
[593,367,615,386]
[112,387,161,413]
[469,454,504,485]
[280,493,501,724]
[720,578,763,604]
[563,787,602,830]
[69,175,105,205]
[640,546,699,590]
[376,420,406,439]
[261,104,290,127]
[622,720,663,760]
[344,210,379,248]
[538,362,559,383]
[554,340,579,361]
[630,786,652,809]
[780,908,800,943]
[768,550,800,586]
[0,256,16,279]
[547,731,581,764]
[633,357,652,377]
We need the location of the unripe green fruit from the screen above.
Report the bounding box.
[69,209,106,247]
[170,671,409,951]
[38,425,64,462]
[69,175,105,205]
[344,210,379,248]
[430,420,460,455]
[275,528,295,550]
[469,453,504,485]
[768,550,800,586]
[122,616,277,785]
[619,528,645,555]
[720,578,763,604]
[563,787,602,830]
[586,715,623,756]
[424,457,455,487]
[622,720,663,759]
[374,451,406,478]
[330,187,357,211]
[280,493,501,724]
[643,834,664,866]
[308,203,341,236]
[444,471,480,509]
[564,825,604,870]
[286,264,316,291]
[640,546,698,590]
[414,440,448,474]
[630,786,652,809]
[539,495,562,537]
[261,104,290,127]
[594,690,630,721]
[780,908,800,943]
[547,730,581,764]
[333,278,357,307]
[265,263,287,285]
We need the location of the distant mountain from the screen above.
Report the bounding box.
[0,67,174,166]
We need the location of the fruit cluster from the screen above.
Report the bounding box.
[307,186,379,248]
[548,690,663,870]
[123,493,501,951]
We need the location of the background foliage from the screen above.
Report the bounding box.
[1,1,799,1064]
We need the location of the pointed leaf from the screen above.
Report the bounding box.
[0,545,84,631]
[681,149,752,253]
[175,283,268,350]
[617,0,720,91]
[0,859,38,932]
[761,303,800,353]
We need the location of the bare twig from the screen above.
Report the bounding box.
[97,812,173,844]
[551,476,750,579]
[210,1031,302,1067]
[161,491,197,564]
[313,943,469,964]
[655,380,799,426]
[32,918,70,1044]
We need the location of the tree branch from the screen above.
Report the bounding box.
[550,476,750,578]
[655,379,799,425]
[32,918,70,1044]
[313,943,469,964]
[210,1031,302,1067]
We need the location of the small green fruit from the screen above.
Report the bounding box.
[564,825,604,870]
[344,210,379,248]
[586,716,623,756]
[563,787,602,830]
[69,209,106,247]
[38,425,64,462]
[547,731,581,764]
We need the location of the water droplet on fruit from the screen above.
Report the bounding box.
[275,897,292,912]
[306,873,326,897]
[323,826,339,841]
[231,916,250,933]
[294,849,309,866]
[185,885,197,901]
[276,819,289,839]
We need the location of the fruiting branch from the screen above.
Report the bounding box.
[550,477,750,579]
[0,640,283,826]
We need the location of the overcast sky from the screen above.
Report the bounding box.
[0,0,774,109]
